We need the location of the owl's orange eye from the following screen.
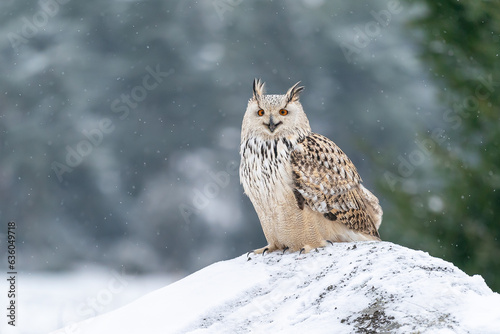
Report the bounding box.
[257,109,265,116]
[279,109,288,116]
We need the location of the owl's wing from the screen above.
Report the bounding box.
[290,133,382,238]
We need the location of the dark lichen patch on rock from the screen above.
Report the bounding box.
[341,299,400,334]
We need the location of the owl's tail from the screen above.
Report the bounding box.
[359,184,383,231]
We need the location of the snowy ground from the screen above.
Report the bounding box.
[0,265,178,334]
[51,242,500,334]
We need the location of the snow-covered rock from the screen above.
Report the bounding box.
[53,242,500,334]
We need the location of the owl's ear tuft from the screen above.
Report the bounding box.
[253,78,265,101]
[285,81,304,103]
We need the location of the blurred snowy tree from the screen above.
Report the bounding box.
[378,0,500,291]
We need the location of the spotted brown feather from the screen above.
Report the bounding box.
[291,133,380,238]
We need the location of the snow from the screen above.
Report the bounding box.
[52,242,500,334]
[0,267,176,334]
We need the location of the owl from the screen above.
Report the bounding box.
[240,79,382,254]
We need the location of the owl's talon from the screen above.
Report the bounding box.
[282,247,289,254]
[249,245,276,256]
[299,245,314,254]
[327,240,334,246]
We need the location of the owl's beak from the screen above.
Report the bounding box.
[267,116,282,133]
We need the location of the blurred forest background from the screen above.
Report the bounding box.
[0,0,499,292]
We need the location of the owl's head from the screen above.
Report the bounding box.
[242,79,311,141]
